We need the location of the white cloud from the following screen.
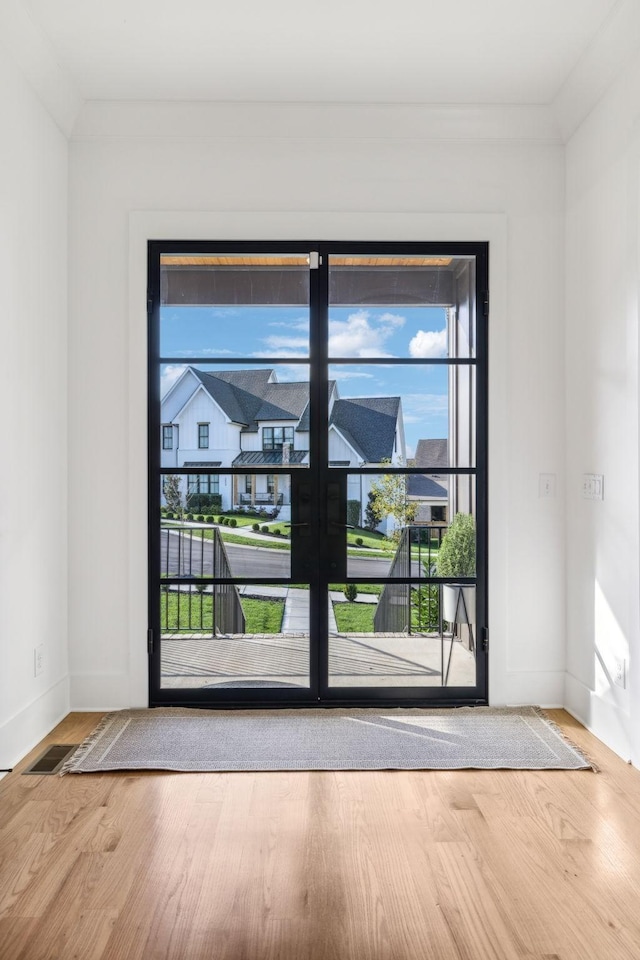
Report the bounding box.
[261,334,309,350]
[161,364,187,397]
[328,309,399,358]
[403,393,448,419]
[268,318,310,331]
[330,370,375,381]
[377,312,406,328]
[408,328,447,359]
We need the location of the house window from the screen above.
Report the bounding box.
[162,425,173,450]
[262,426,294,450]
[431,506,446,523]
[245,475,253,494]
[266,475,275,494]
[187,475,219,495]
[198,423,209,449]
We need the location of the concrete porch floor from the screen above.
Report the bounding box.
[160,629,476,689]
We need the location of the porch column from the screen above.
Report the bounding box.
[251,476,256,507]
[273,474,278,506]
[232,474,238,509]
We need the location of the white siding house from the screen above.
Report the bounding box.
[161,366,405,531]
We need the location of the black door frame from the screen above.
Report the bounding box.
[147,239,489,707]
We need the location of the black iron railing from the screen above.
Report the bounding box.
[373,525,448,634]
[238,493,284,506]
[160,524,246,634]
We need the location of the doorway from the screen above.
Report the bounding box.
[148,241,488,705]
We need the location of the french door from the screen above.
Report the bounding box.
[148,241,488,706]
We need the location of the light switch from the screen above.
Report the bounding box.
[539,473,556,498]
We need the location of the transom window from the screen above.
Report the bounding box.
[162,425,173,450]
[198,423,209,449]
[263,426,294,450]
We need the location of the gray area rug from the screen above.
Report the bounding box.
[61,706,594,773]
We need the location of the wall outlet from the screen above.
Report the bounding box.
[34,644,44,677]
[582,474,604,500]
[614,657,626,689]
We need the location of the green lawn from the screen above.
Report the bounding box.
[333,600,377,632]
[160,589,284,632]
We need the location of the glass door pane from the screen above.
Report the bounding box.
[323,249,484,699]
[151,247,316,703]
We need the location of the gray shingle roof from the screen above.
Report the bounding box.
[407,475,448,498]
[330,396,400,463]
[192,368,273,426]
[414,438,448,468]
[254,381,309,422]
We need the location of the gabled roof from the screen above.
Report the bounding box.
[414,438,448,468]
[330,396,400,463]
[189,368,309,432]
[191,368,273,426]
[254,381,309,423]
[407,475,448,498]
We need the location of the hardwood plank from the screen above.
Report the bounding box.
[0,711,639,960]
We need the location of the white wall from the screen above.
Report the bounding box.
[564,46,640,765]
[68,102,566,709]
[0,50,69,766]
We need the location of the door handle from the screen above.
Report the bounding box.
[289,522,309,529]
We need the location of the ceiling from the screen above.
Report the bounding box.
[22,0,619,105]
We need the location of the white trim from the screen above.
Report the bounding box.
[75,101,561,144]
[129,210,508,706]
[0,676,70,769]
[0,1,83,137]
[552,0,640,141]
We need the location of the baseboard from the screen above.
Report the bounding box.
[70,673,146,711]
[564,672,634,764]
[0,676,70,769]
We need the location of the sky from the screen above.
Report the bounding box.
[160,305,456,457]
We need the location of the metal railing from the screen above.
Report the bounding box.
[238,493,284,506]
[160,524,246,634]
[373,525,448,634]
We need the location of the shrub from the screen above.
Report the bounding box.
[355,537,363,546]
[344,584,358,602]
[273,528,281,536]
[185,512,194,520]
[252,523,260,532]
[347,499,361,528]
[186,493,222,515]
[261,525,269,534]
[205,515,214,524]
[229,518,237,527]
[165,511,174,519]
[436,513,476,578]
[217,516,223,524]
[196,515,205,522]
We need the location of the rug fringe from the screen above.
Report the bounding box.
[59,711,118,775]
[533,706,599,772]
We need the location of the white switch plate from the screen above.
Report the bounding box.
[582,474,604,500]
[614,657,626,689]
[34,644,44,677]
[539,473,556,498]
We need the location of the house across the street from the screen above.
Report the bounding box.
[161,366,407,531]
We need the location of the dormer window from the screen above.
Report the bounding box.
[263,426,294,451]
[162,425,173,450]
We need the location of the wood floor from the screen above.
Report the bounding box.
[1,711,639,960]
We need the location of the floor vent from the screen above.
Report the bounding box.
[23,744,80,775]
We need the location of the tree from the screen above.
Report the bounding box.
[368,461,417,541]
[163,475,184,518]
[364,491,380,531]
